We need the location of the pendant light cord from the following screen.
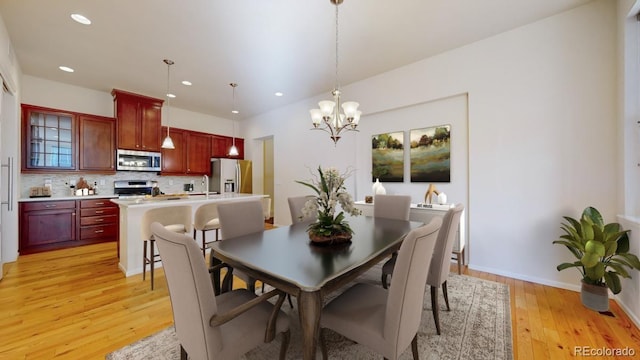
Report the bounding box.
[334,3,340,91]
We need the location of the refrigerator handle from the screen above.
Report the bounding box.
[1,157,13,211]
[235,162,240,193]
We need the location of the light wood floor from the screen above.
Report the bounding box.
[1,241,640,359]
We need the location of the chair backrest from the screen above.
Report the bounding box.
[194,202,220,231]
[288,195,317,224]
[261,197,272,220]
[151,222,222,359]
[373,194,411,221]
[141,205,193,241]
[384,217,441,355]
[217,200,264,239]
[427,204,465,287]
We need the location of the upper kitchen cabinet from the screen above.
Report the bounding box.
[211,135,244,159]
[186,131,211,174]
[112,89,163,152]
[160,128,211,175]
[78,114,116,172]
[22,104,76,172]
[160,127,186,174]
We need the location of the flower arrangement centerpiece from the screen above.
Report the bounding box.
[296,166,362,245]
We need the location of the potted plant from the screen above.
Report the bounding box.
[553,206,640,311]
[296,166,362,245]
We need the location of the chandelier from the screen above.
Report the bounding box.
[228,83,239,157]
[161,59,175,149]
[309,0,361,145]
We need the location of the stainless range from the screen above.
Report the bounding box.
[114,180,158,198]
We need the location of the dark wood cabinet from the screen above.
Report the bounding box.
[21,104,76,171]
[186,131,211,174]
[78,114,116,172]
[211,135,244,159]
[160,127,186,174]
[78,199,119,252]
[19,198,119,254]
[19,200,77,254]
[112,89,163,151]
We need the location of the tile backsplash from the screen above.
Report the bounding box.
[21,172,207,198]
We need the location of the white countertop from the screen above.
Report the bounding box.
[110,193,265,208]
[19,195,118,202]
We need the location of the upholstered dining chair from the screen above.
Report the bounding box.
[319,217,442,360]
[375,194,412,288]
[381,203,464,335]
[288,195,317,224]
[373,194,412,221]
[150,222,291,360]
[193,202,221,257]
[215,200,265,292]
[141,205,192,290]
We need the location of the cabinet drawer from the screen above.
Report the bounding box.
[80,214,117,226]
[79,199,117,209]
[80,207,118,217]
[21,200,75,212]
[80,224,118,240]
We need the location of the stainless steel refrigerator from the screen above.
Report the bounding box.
[210,158,252,194]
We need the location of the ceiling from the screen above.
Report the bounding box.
[0,0,592,120]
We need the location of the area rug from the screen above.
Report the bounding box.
[106,268,512,360]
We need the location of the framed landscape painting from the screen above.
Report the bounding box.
[410,125,451,182]
[372,132,404,182]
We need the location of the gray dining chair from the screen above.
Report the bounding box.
[141,205,192,290]
[319,217,442,360]
[373,194,412,221]
[215,200,265,292]
[375,194,412,288]
[288,195,317,224]
[151,222,291,360]
[382,203,465,335]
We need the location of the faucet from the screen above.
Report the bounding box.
[202,175,209,197]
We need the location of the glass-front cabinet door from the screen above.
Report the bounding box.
[22,105,76,171]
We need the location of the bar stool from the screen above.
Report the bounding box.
[141,205,193,290]
[193,202,221,257]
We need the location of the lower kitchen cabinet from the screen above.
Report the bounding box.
[19,198,119,254]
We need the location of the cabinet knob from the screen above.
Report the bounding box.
[96,218,104,222]
[94,229,104,233]
[95,210,104,214]
[45,204,57,208]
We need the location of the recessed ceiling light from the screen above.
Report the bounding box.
[181,80,192,86]
[167,93,176,98]
[59,66,74,73]
[231,110,239,114]
[274,92,284,97]
[71,14,91,25]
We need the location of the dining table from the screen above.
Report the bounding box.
[210,215,423,360]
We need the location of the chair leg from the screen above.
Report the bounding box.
[442,281,450,311]
[210,253,222,295]
[431,286,441,335]
[411,334,419,360]
[142,240,147,281]
[150,239,155,290]
[180,344,188,360]
[201,230,206,258]
[279,329,291,360]
[320,328,328,360]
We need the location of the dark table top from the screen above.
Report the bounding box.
[211,215,423,291]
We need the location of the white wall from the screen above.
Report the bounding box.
[245,0,621,295]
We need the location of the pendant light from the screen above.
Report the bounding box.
[161,59,175,149]
[228,83,239,157]
[309,0,361,145]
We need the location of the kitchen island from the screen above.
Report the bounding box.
[111,193,265,276]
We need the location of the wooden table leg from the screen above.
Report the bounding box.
[298,290,322,360]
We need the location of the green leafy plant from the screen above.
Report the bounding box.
[296,166,361,237]
[553,206,640,294]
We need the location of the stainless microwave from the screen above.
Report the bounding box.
[116,149,162,172]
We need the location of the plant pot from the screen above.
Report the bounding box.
[580,280,609,312]
[308,231,352,246]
